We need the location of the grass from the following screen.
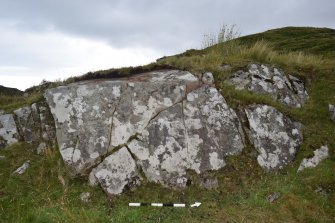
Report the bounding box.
[1,26,335,222]
[0,142,334,222]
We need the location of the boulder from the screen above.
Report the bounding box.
[245,105,303,170]
[329,104,335,122]
[0,114,19,149]
[45,70,245,193]
[228,64,309,108]
[298,145,328,172]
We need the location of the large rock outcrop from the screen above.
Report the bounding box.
[228,64,309,108]
[45,70,246,194]
[0,114,19,149]
[245,105,303,170]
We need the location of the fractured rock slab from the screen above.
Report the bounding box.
[228,64,309,108]
[44,70,197,175]
[128,86,245,187]
[0,114,19,149]
[89,147,139,195]
[298,145,329,172]
[245,105,303,170]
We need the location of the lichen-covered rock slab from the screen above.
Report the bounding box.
[89,147,139,195]
[45,70,246,193]
[128,86,245,187]
[44,71,199,175]
[0,114,19,149]
[245,105,303,170]
[228,64,309,108]
[298,145,329,172]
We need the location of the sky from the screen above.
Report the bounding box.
[0,0,334,91]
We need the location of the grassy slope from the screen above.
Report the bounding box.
[238,27,335,58]
[1,27,335,222]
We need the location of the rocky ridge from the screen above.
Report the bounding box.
[0,65,317,196]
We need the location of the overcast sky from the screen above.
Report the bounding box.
[1,0,334,90]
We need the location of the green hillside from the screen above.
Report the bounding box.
[238,27,335,58]
[0,85,23,96]
[1,27,335,223]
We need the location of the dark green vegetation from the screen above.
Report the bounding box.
[0,85,23,96]
[1,27,335,222]
[238,27,335,58]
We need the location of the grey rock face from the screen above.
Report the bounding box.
[298,145,328,172]
[329,104,335,122]
[125,87,245,188]
[45,70,245,194]
[228,64,309,108]
[245,105,303,170]
[0,114,19,149]
[89,147,139,195]
[45,71,193,174]
[13,103,55,144]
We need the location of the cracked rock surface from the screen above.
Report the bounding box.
[0,114,19,149]
[45,70,246,194]
[245,105,303,171]
[228,64,309,108]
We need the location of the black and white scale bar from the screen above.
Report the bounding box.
[129,203,186,207]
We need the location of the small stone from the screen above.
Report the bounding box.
[200,177,219,189]
[202,72,214,85]
[0,109,5,115]
[329,104,335,122]
[80,192,91,203]
[36,142,47,155]
[298,145,329,172]
[0,155,5,159]
[266,192,281,203]
[13,160,30,175]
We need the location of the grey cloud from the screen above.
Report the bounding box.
[1,0,335,54]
